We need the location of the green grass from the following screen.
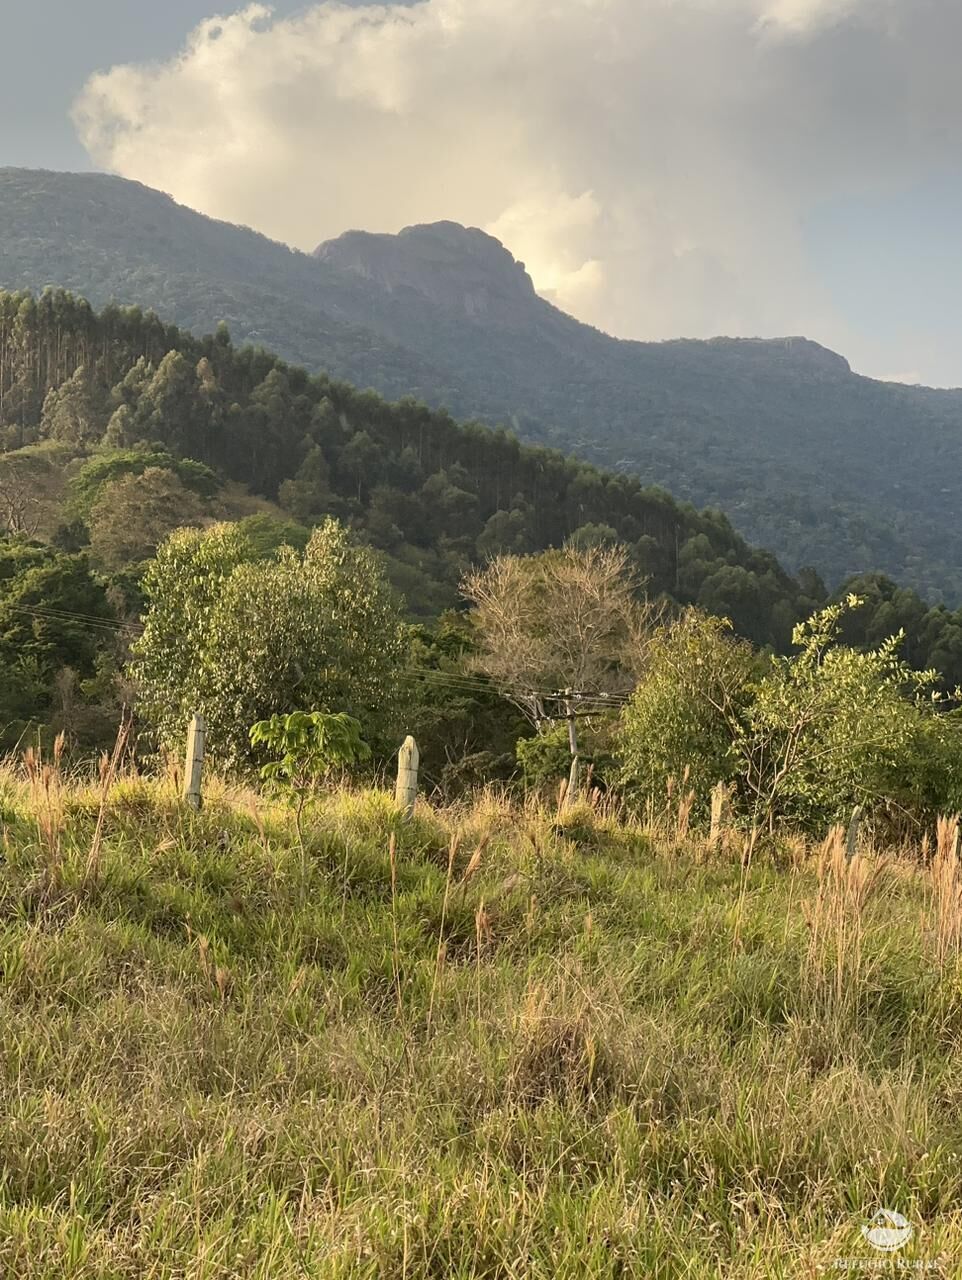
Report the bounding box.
[1,769,961,1277]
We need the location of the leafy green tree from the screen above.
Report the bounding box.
[407,614,524,796]
[132,518,407,768]
[619,610,756,811]
[240,369,312,493]
[70,450,218,518]
[620,598,962,832]
[278,445,333,523]
[250,710,370,850]
[517,718,617,795]
[422,468,481,544]
[740,598,962,831]
[131,522,256,754]
[0,542,114,747]
[476,508,531,558]
[40,366,105,443]
[87,467,208,571]
[132,351,209,456]
[567,522,619,550]
[233,513,310,559]
[339,430,380,502]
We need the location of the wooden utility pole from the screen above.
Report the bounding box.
[183,713,205,812]
[564,691,580,807]
[396,735,419,819]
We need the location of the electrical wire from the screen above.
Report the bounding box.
[1,602,633,709]
[406,666,632,713]
[3,602,141,636]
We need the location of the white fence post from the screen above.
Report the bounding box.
[709,781,730,850]
[183,713,205,812]
[395,735,419,819]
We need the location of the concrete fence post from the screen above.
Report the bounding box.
[183,713,205,812]
[395,735,419,819]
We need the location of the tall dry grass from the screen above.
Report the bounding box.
[802,823,888,1007]
[2,765,962,1275]
[22,732,66,874]
[930,814,962,973]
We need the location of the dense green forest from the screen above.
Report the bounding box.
[4,287,962,771]
[0,288,812,633]
[4,168,962,600]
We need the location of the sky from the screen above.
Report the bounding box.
[3,0,962,388]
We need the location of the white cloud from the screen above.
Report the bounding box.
[486,191,604,310]
[72,0,962,379]
[756,0,871,35]
[875,370,922,385]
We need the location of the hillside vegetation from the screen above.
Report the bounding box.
[0,286,822,754]
[0,287,805,636]
[3,168,962,598]
[7,288,962,764]
[1,762,962,1277]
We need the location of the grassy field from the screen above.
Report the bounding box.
[1,759,962,1278]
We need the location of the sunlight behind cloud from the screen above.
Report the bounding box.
[72,0,962,376]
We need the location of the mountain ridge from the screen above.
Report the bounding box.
[317,219,856,376]
[2,166,961,599]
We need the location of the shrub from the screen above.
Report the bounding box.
[619,599,962,833]
[132,518,407,769]
[250,710,371,850]
[618,609,755,812]
[741,598,962,831]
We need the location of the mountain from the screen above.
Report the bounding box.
[315,222,540,326]
[3,166,962,600]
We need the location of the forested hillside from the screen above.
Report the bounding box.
[4,168,962,599]
[0,287,818,637]
[5,287,962,763]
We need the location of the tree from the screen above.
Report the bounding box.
[619,598,962,834]
[40,366,105,443]
[0,447,65,536]
[407,614,525,797]
[250,710,370,851]
[87,467,208,570]
[132,518,407,769]
[70,450,218,518]
[476,508,532,558]
[739,598,962,832]
[132,351,209,456]
[278,445,333,523]
[619,609,756,812]
[340,430,380,502]
[462,542,660,800]
[0,543,114,748]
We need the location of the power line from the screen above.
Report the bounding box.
[1,602,633,709]
[3,602,141,636]
[406,666,632,712]
[408,666,629,702]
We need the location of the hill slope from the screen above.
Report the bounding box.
[2,773,962,1275]
[0,286,817,651]
[3,167,962,597]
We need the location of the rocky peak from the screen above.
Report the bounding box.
[313,221,538,324]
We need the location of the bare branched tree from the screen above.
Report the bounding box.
[462,543,665,800]
[0,450,62,536]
